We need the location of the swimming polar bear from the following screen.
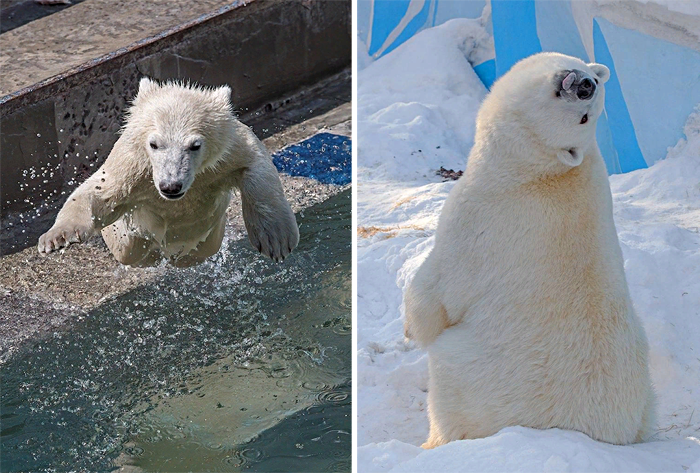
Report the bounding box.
[38,78,299,267]
[404,52,655,448]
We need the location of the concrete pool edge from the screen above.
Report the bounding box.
[0,0,350,107]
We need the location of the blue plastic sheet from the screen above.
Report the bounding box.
[273,133,352,186]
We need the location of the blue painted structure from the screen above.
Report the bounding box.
[491,0,541,78]
[273,133,351,186]
[592,19,647,174]
[358,0,700,174]
[366,0,434,58]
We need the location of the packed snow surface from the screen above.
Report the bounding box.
[357,18,700,472]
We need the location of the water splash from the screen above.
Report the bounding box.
[1,190,351,472]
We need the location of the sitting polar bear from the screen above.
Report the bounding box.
[404,52,655,448]
[38,78,299,267]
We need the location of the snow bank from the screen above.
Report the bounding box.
[358,19,700,472]
[358,427,700,473]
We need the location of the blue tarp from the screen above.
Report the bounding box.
[273,133,352,186]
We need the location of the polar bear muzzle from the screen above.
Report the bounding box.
[158,181,185,200]
[148,134,201,201]
[555,69,597,101]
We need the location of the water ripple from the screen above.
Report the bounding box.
[0,190,351,473]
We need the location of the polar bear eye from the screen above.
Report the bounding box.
[150,142,158,150]
[580,114,588,124]
[189,142,201,151]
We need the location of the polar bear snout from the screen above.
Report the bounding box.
[147,132,202,201]
[158,181,185,200]
[577,78,595,100]
[556,69,597,101]
[154,169,192,200]
[151,154,196,200]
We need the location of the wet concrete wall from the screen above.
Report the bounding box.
[1,0,88,34]
[0,0,351,255]
[1,0,32,8]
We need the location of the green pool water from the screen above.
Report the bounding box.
[0,189,351,472]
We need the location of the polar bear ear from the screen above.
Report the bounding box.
[557,148,584,167]
[212,85,232,105]
[588,63,610,84]
[137,77,159,97]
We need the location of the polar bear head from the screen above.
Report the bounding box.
[127,78,236,200]
[478,52,610,172]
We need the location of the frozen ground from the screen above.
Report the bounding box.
[357,19,700,472]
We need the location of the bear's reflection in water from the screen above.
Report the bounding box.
[1,190,350,473]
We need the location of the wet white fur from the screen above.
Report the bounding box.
[38,78,299,266]
[404,52,654,447]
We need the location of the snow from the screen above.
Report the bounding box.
[357,18,700,472]
[614,0,700,17]
[358,427,700,473]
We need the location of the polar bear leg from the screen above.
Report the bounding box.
[422,425,449,449]
[102,219,162,267]
[404,256,450,348]
[423,325,500,449]
[636,388,657,442]
[38,169,126,254]
[238,158,299,262]
[422,389,475,449]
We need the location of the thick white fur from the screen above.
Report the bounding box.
[404,53,655,447]
[38,78,299,266]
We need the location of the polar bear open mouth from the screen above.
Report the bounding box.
[161,191,186,200]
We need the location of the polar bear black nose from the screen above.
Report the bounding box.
[577,78,595,100]
[159,181,183,196]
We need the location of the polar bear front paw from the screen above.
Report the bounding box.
[245,207,300,262]
[38,224,91,254]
